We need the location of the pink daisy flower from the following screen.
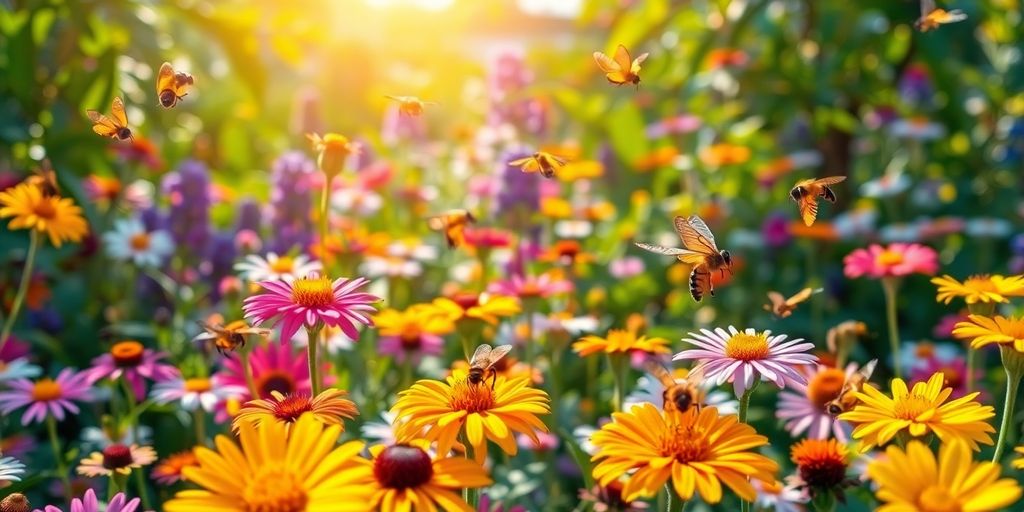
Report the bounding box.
[0,369,92,425]
[36,488,142,512]
[487,272,573,299]
[674,326,817,397]
[843,243,938,279]
[909,354,981,400]
[242,274,379,343]
[84,340,179,401]
[776,363,870,441]
[216,342,329,401]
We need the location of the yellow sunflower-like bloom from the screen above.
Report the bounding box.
[165,414,372,511]
[374,303,455,338]
[868,439,1022,512]
[432,293,521,326]
[932,274,1024,304]
[952,314,1024,351]
[590,404,778,503]
[839,372,995,451]
[392,370,550,464]
[0,182,88,246]
[232,388,358,431]
[572,329,671,357]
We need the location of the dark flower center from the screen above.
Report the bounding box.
[271,394,314,423]
[102,444,134,469]
[452,293,479,310]
[798,459,848,490]
[258,371,296,398]
[373,445,433,489]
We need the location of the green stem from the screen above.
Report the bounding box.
[319,175,332,259]
[610,353,627,412]
[881,278,902,379]
[241,348,260,399]
[133,464,152,509]
[992,347,1022,463]
[737,381,760,512]
[193,408,206,445]
[109,472,128,501]
[966,347,976,394]
[0,230,39,353]
[306,325,323,395]
[965,303,996,394]
[46,415,71,502]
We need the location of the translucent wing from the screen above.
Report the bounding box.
[236,327,272,337]
[642,360,676,388]
[111,97,128,127]
[539,152,567,166]
[612,45,633,74]
[592,51,621,73]
[87,111,118,137]
[487,344,513,365]
[811,176,846,187]
[860,359,878,380]
[684,364,705,383]
[385,95,413,103]
[798,196,819,226]
[631,52,650,74]
[634,242,688,256]
[469,344,492,365]
[674,215,718,255]
[920,0,936,18]
[157,62,175,93]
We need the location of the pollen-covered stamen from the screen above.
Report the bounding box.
[243,467,308,512]
[876,250,904,267]
[724,332,771,361]
[269,256,295,274]
[373,445,433,489]
[792,439,849,490]
[807,368,846,408]
[31,379,62,401]
[449,379,496,413]
[452,293,480,311]
[111,340,145,367]
[399,324,422,348]
[102,444,134,470]
[129,232,150,251]
[661,423,710,463]
[894,394,935,420]
[290,276,334,308]
[270,394,314,423]
[184,378,212,393]
[32,200,56,220]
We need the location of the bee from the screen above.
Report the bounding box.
[467,343,513,388]
[385,95,436,116]
[764,287,822,318]
[635,215,733,301]
[643,361,705,414]
[915,0,967,31]
[507,152,567,179]
[27,159,59,197]
[593,44,649,87]
[157,62,194,108]
[86,97,133,141]
[428,209,476,249]
[193,320,270,355]
[826,359,878,416]
[790,176,846,226]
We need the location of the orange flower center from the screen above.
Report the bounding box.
[184,378,212,393]
[129,233,150,251]
[963,275,999,293]
[290,276,334,308]
[724,333,770,361]
[893,394,933,420]
[518,281,543,298]
[242,467,308,512]
[915,343,936,358]
[32,199,56,220]
[102,444,134,469]
[876,250,904,267]
[917,484,960,512]
[269,256,295,274]
[399,324,422,348]
[373,444,433,489]
[256,371,296,399]
[449,379,496,413]
[154,451,198,482]
[111,340,145,367]
[662,424,710,463]
[31,379,62,401]
[269,394,314,423]
[807,368,846,408]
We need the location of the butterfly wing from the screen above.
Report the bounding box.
[87,111,119,137]
[594,51,628,84]
[785,287,816,307]
[798,196,819,226]
[157,62,175,94]
[111,97,128,127]
[675,215,719,255]
[631,52,650,74]
[613,45,633,74]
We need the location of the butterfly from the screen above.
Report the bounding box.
[508,152,567,179]
[86,97,133,141]
[385,95,436,116]
[156,62,194,108]
[593,44,649,87]
[635,215,732,301]
[764,287,822,318]
[428,209,476,248]
[915,0,967,31]
[790,176,846,226]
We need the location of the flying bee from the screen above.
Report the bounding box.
[635,214,733,301]
[764,287,823,318]
[27,159,59,197]
[193,320,270,355]
[467,343,513,388]
[86,97,133,142]
[385,95,436,116]
[790,176,846,226]
[427,209,476,249]
[826,359,879,416]
[593,44,649,88]
[915,0,967,31]
[643,360,705,414]
[157,62,194,108]
[507,152,567,179]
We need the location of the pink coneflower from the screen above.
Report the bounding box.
[150,376,244,413]
[76,443,156,478]
[843,243,938,279]
[242,274,379,342]
[0,369,92,425]
[464,227,514,249]
[488,272,573,299]
[910,354,979,400]
[608,256,645,279]
[36,489,142,512]
[216,342,325,401]
[674,327,817,397]
[935,312,968,339]
[516,431,559,452]
[85,340,179,401]
[777,363,868,441]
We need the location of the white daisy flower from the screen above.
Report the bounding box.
[860,173,911,198]
[331,187,383,217]
[102,218,174,267]
[234,252,321,283]
[0,358,42,382]
[889,117,945,140]
[150,376,245,413]
[0,456,26,483]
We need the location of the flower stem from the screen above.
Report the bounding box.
[46,415,71,502]
[0,230,39,353]
[193,408,206,445]
[966,347,976,393]
[609,353,627,412]
[992,346,1023,463]
[881,278,902,379]
[737,380,760,512]
[306,326,323,395]
[133,467,152,510]
[241,347,260,399]
[965,302,996,394]
[319,175,332,259]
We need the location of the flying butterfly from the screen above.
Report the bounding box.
[86,97,133,142]
[643,360,705,414]
[915,0,967,31]
[156,62,194,108]
[593,44,649,87]
[764,287,823,318]
[385,95,436,117]
[790,175,846,226]
[467,343,514,388]
[826,359,879,416]
[428,209,476,249]
[193,319,270,355]
[507,152,567,179]
[27,159,59,197]
[635,214,733,302]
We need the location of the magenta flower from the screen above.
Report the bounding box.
[34,488,141,512]
[776,363,866,441]
[909,354,980,400]
[843,243,938,279]
[487,272,572,299]
[242,274,379,343]
[674,327,817,397]
[216,342,329,401]
[84,340,179,401]
[0,369,92,425]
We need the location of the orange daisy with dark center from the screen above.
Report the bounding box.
[791,439,848,490]
[271,394,316,423]
[373,445,434,489]
[233,388,358,430]
[111,340,145,367]
[102,444,135,470]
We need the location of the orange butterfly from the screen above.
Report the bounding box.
[593,44,649,87]
[764,287,822,318]
[508,152,567,179]
[156,62,194,108]
[428,209,475,249]
[790,176,846,226]
[86,97,133,141]
[915,0,967,31]
[385,95,436,117]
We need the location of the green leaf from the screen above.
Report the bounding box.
[558,428,594,489]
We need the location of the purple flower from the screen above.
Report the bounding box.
[898,64,933,106]
[34,489,142,512]
[85,341,179,401]
[761,211,792,249]
[235,198,262,233]
[495,149,540,218]
[269,151,317,254]
[776,363,864,441]
[161,159,211,250]
[0,369,92,425]
[381,104,427,146]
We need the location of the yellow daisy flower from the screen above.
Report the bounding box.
[952,314,1024,351]
[432,293,521,326]
[374,303,455,339]
[572,329,671,357]
[838,372,995,451]
[868,439,1022,512]
[165,414,371,511]
[392,370,550,464]
[0,182,88,246]
[932,274,1024,304]
[590,403,778,503]
[232,388,358,431]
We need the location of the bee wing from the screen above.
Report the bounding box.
[87,111,119,137]
[237,327,272,337]
[811,176,846,187]
[427,215,448,231]
[157,62,175,93]
[634,241,688,256]
[766,291,787,312]
[684,364,705,383]
[173,72,193,96]
[631,52,649,74]
[920,0,936,17]
[642,360,676,388]
[542,153,567,166]
[798,196,819,226]
[487,344,513,365]
[860,359,879,380]
[469,344,492,365]
[675,215,719,255]
[111,97,128,127]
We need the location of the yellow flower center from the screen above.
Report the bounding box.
[32,199,56,220]
[449,379,496,413]
[662,423,710,463]
[31,379,62,401]
[724,333,770,361]
[184,378,212,393]
[290,276,334,308]
[242,467,308,512]
[807,368,847,408]
[129,233,150,251]
[111,340,145,367]
[269,256,295,274]
[963,275,998,293]
[893,394,933,420]
[876,250,904,267]
[917,484,960,512]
